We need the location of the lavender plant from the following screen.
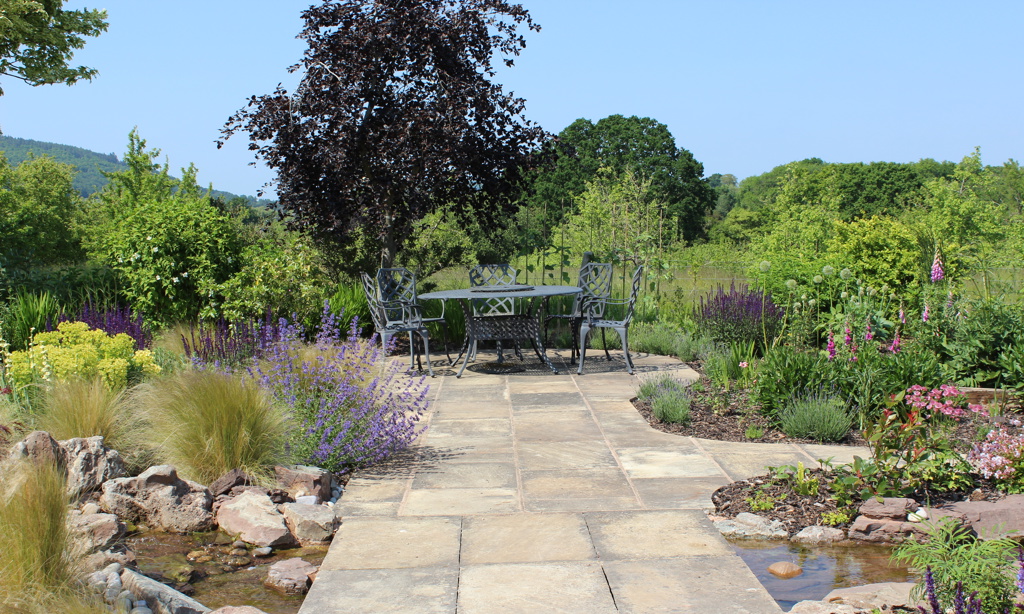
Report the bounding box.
[696,283,783,354]
[181,314,280,368]
[253,307,429,473]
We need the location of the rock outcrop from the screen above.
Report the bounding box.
[216,490,296,548]
[100,465,214,533]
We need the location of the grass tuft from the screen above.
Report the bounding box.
[138,370,292,485]
[779,390,852,442]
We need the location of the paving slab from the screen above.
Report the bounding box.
[302,352,846,613]
[457,562,617,614]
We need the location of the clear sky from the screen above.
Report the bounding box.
[2,1,1022,197]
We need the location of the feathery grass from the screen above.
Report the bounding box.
[138,370,292,485]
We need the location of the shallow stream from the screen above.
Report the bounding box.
[729,539,918,611]
[127,531,328,614]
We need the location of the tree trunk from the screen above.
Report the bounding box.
[380,222,398,269]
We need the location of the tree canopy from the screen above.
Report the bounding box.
[221,0,548,266]
[0,0,108,96]
[525,114,714,243]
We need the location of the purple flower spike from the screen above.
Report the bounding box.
[931,249,945,282]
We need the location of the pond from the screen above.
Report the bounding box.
[729,539,918,612]
[128,530,328,614]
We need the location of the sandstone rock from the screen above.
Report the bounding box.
[858,497,917,520]
[847,515,926,543]
[264,558,317,595]
[121,568,210,614]
[824,581,919,611]
[83,548,136,573]
[216,490,296,548]
[100,465,214,533]
[712,512,789,539]
[929,494,1024,540]
[209,469,252,498]
[767,561,803,579]
[61,436,126,496]
[788,601,861,614]
[209,607,270,614]
[275,465,332,501]
[70,511,126,551]
[82,501,102,515]
[281,502,341,544]
[9,431,65,469]
[792,525,846,544]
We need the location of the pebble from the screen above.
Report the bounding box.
[253,547,273,557]
[295,495,319,505]
[130,607,153,614]
[186,550,207,561]
[226,555,251,567]
[767,561,803,579]
[114,594,133,614]
[229,547,249,557]
[232,540,248,549]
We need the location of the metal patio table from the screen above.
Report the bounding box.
[419,285,582,377]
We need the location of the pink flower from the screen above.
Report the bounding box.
[827,331,837,361]
[931,249,945,282]
[739,361,748,368]
[864,320,874,341]
[889,333,901,354]
[922,304,929,322]
[899,308,905,324]
[843,324,853,347]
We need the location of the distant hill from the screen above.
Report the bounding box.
[0,135,273,206]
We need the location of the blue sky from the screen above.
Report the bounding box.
[2,1,1022,197]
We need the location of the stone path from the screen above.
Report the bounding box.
[300,351,866,614]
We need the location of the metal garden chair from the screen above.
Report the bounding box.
[543,261,613,364]
[464,264,521,362]
[577,265,644,375]
[376,267,452,364]
[360,272,435,376]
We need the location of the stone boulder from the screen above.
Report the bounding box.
[69,510,126,551]
[217,490,296,548]
[847,515,926,543]
[281,502,341,545]
[275,465,332,502]
[121,568,210,614]
[61,436,125,496]
[209,469,253,498]
[712,512,788,539]
[858,497,917,520]
[100,465,213,533]
[9,430,65,467]
[823,582,919,611]
[928,494,1024,540]
[792,525,845,544]
[263,558,318,595]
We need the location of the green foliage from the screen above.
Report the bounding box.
[2,290,63,351]
[0,0,108,94]
[779,391,851,442]
[401,204,481,279]
[825,216,923,301]
[893,517,1020,614]
[820,509,853,526]
[86,132,241,326]
[771,462,820,496]
[526,114,714,243]
[328,281,372,335]
[139,370,292,485]
[0,460,83,607]
[216,233,333,327]
[651,389,691,424]
[7,321,160,389]
[637,373,688,401]
[744,425,764,439]
[703,341,756,391]
[745,488,779,512]
[0,152,83,271]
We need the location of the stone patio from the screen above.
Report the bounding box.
[300,350,866,613]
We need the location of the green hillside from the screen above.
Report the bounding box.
[0,135,272,206]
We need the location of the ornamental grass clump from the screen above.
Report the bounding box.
[779,390,851,442]
[696,282,783,352]
[254,309,429,474]
[138,369,292,485]
[36,377,143,462]
[0,460,102,611]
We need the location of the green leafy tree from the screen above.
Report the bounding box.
[0,0,107,95]
[0,152,83,269]
[527,114,714,242]
[221,0,548,268]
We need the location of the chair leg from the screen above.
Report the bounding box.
[601,328,611,361]
[577,324,590,375]
[418,330,435,377]
[616,326,634,375]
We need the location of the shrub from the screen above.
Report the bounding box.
[253,310,430,473]
[968,423,1024,493]
[138,370,292,485]
[0,460,88,607]
[695,282,784,352]
[6,321,160,389]
[36,377,141,457]
[779,390,851,442]
[893,517,1021,614]
[637,373,688,401]
[652,389,691,424]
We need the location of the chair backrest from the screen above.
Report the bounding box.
[621,266,645,326]
[574,262,613,318]
[376,267,417,305]
[360,272,387,331]
[468,264,518,316]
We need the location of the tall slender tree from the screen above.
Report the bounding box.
[221,0,548,267]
